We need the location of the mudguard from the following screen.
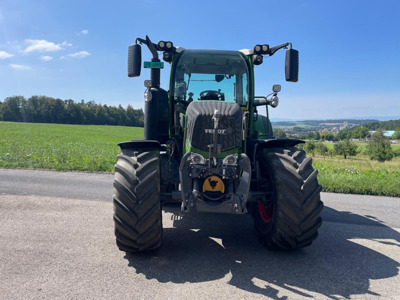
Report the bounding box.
[118,140,161,150]
[248,138,304,163]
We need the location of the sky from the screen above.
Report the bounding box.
[0,0,399,120]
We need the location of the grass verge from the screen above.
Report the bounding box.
[313,156,400,197]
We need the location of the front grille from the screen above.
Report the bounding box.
[186,101,242,152]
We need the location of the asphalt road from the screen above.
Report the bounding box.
[0,168,399,299]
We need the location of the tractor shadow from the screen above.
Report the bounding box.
[124,203,400,299]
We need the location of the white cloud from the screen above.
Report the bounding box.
[61,41,72,47]
[24,39,69,53]
[66,51,91,59]
[9,64,31,70]
[0,50,14,59]
[77,29,89,36]
[40,55,53,61]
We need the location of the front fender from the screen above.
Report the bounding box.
[118,140,161,150]
[248,138,304,163]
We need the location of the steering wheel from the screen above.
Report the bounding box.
[200,90,224,101]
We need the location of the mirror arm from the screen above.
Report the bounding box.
[254,92,279,107]
[136,36,159,60]
[269,42,292,56]
[136,36,160,88]
[136,37,146,44]
[254,97,268,106]
[146,36,159,60]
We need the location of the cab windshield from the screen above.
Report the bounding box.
[173,50,249,107]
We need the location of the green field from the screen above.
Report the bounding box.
[0,122,143,172]
[1,122,400,197]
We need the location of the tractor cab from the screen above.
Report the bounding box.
[171,49,251,155]
[172,49,250,107]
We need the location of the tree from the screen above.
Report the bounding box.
[392,128,400,140]
[0,95,145,127]
[351,126,370,140]
[327,148,335,158]
[321,132,335,141]
[292,126,303,133]
[275,129,287,138]
[366,129,394,162]
[346,140,359,158]
[336,129,352,141]
[306,131,316,140]
[316,142,328,158]
[334,142,346,158]
[304,141,316,157]
[334,140,359,159]
[0,96,24,121]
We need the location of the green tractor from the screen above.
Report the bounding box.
[113,36,323,252]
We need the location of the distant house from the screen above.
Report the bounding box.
[369,131,395,138]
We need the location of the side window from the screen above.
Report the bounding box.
[236,73,248,107]
[242,73,248,106]
[174,68,187,102]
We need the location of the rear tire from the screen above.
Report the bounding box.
[113,148,162,252]
[251,147,323,250]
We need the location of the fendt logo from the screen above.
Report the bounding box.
[205,129,227,135]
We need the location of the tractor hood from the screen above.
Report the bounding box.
[185,101,243,155]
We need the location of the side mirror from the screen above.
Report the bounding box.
[128,44,142,77]
[285,49,299,82]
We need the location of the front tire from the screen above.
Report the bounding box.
[251,147,323,250]
[113,148,162,252]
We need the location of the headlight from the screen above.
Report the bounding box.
[222,154,237,166]
[158,41,165,49]
[252,54,263,65]
[191,153,205,165]
[269,95,279,108]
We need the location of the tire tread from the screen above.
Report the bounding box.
[113,149,162,252]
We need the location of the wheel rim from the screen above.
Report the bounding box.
[257,202,273,223]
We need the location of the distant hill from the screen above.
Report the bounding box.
[272,119,379,130]
[354,119,400,131]
[270,116,400,122]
